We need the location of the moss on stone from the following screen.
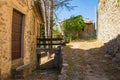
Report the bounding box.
[117,0,120,6]
[100,0,106,4]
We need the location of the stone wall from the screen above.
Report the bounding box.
[98,0,120,43]
[98,0,120,60]
[80,23,95,38]
[0,0,43,79]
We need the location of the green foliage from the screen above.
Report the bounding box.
[52,25,61,38]
[111,53,116,58]
[40,24,45,37]
[117,0,120,6]
[54,0,76,24]
[62,15,86,41]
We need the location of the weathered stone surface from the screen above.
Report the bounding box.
[98,0,120,60]
[98,0,120,43]
[0,1,7,7]
[58,48,68,80]
[0,0,43,79]
[80,19,96,38]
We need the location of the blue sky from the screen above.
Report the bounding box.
[56,0,98,22]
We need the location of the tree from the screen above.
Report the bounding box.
[62,15,86,41]
[52,22,61,38]
[40,0,74,37]
[40,0,74,58]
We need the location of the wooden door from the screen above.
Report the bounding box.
[12,10,23,60]
[0,69,2,80]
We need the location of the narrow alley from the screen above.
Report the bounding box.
[1,0,120,80]
[63,40,120,80]
[25,40,120,80]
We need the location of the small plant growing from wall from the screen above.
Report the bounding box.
[111,53,116,58]
[100,0,106,4]
[117,0,120,6]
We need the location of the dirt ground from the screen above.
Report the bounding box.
[26,40,120,80]
[26,69,58,80]
[64,40,120,80]
[25,54,59,80]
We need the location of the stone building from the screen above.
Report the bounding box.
[98,0,120,43]
[98,0,120,58]
[80,18,95,38]
[0,0,43,79]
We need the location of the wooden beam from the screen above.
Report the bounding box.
[37,38,63,41]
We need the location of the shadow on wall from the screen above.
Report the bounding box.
[103,35,120,61]
[64,35,120,79]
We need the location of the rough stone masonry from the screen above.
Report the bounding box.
[0,0,43,79]
[98,0,120,59]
